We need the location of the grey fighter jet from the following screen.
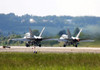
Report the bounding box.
[11,27,50,47]
[55,29,94,47]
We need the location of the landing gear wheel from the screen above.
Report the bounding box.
[39,44,41,47]
[75,44,77,47]
[26,43,30,47]
[63,44,66,47]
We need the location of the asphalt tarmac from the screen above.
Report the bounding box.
[0,46,100,53]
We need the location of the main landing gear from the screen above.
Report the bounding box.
[63,43,78,47]
[38,44,41,47]
[75,44,77,47]
[25,42,42,47]
[63,44,66,47]
[73,43,78,47]
[26,43,30,47]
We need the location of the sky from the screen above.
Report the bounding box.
[0,0,100,16]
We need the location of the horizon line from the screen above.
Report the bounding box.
[0,12,100,17]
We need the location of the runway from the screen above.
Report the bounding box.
[0,46,100,53]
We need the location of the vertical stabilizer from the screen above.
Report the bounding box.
[39,27,45,37]
[29,28,34,38]
[67,29,72,39]
[76,29,82,38]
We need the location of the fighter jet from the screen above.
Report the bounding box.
[11,27,50,47]
[57,29,94,47]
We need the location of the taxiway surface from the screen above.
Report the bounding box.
[0,46,100,53]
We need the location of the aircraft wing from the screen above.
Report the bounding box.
[42,38,59,41]
[58,39,68,42]
[79,39,94,42]
[11,38,30,41]
[11,37,37,41]
[42,38,69,42]
[58,39,94,42]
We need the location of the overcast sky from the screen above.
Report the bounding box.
[0,0,100,16]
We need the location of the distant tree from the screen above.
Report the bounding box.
[79,32,90,39]
[95,33,100,40]
[57,30,66,36]
[0,30,3,37]
[32,30,40,36]
[73,27,80,36]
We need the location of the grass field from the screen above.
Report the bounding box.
[0,52,100,70]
